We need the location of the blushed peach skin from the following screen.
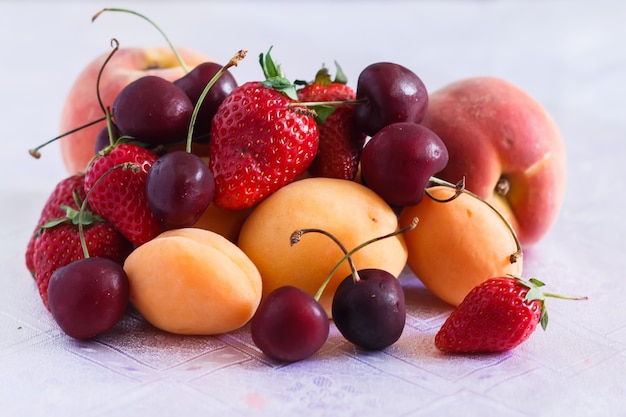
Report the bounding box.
[59,47,210,174]
[123,228,262,335]
[399,186,523,306]
[420,76,566,246]
[238,177,408,316]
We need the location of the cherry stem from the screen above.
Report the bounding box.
[289,228,359,283]
[291,217,419,301]
[77,162,140,258]
[289,97,367,109]
[96,38,120,116]
[29,116,107,159]
[92,7,189,73]
[426,175,523,264]
[186,50,247,153]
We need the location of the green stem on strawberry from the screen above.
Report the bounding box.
[92,7,189,73]
[290,217,419,301]
[427,175,523,264]
[77,162,141,258]
[186,50,247,153]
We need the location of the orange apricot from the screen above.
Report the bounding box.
[123,228,262,335]
[398,185,523,306]
[238,177,407,316]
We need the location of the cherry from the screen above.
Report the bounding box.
[332,268,406,350]
[290,218,418,351]
[145,150,215,228]
[48,257,129,340]
[251,286,329,362]
[360,122,449,206]
[353,62,428,136]
[173,62,238,141]
[94,123,123,154]
[112,75,194,145]
[144,52,245,228]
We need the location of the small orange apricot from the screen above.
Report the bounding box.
[192,203,252,243]
[123,228,262,335]
[399,186,523,306]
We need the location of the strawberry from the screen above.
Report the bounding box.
[209,48,319,209]
[25,174,86,275]
[435,276,587,353]
[297,64,366,180]
[84,143,161,246]
[32,207,132,310]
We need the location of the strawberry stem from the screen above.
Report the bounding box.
[92,7,189,73]
[186,50,247,153]
[427,175,523,264]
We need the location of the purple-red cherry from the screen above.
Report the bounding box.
[48,257,129,340]
[173,62,238,141]
[112,75,194,145]
[360,122,449,207]
[145,151,215,228]
[251,286,329,362]
[332,268,406,350]
[353,62,428,136]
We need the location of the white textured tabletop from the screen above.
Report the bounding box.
[2,1,625,416]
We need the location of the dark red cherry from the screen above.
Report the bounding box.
[173,62,238,141]
[360,122,448,207]
[354,62,428,136]
[48,257,129,340]
[145,151,215,228]
[332,268,406,350]
[112,75,194,145]
[251,286,329,362]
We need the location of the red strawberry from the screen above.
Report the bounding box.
[33,210,132,310]
[209,49,319,209]
[435,276,587,353]
[25,174,86,275]
[297,64,366,180]
[84,143,161,246]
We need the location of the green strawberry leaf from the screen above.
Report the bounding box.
[259,46,298,100]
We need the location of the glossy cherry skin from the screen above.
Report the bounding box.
[173,62,238,141]
[251,286,329,362]
[360,122,449,207]
[48,257,129,340]
[353,62,428,136]
[145,151,215,228]
[332,269,406,350]
[112,75,194,145]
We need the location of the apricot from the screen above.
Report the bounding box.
[191,204,252,243]
[123,228,262,335]
[399,186,523,306]
[238,177,407,315]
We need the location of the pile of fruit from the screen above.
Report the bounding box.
[26,8,584,362]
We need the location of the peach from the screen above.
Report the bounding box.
[399,186,523,306]
[123,227,262,335]
[420,76,566,246]
[59,46,211,174]
[238,177,407,316]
